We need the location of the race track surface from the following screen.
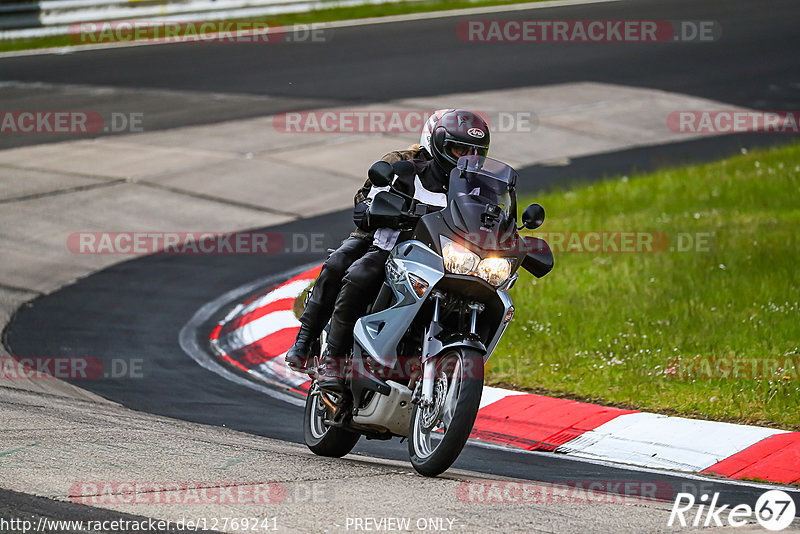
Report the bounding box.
[6,143,799,512]
[1,0,798,148]
[3,0,800,527]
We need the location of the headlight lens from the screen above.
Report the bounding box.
[442,241,480,275]
[476,257,513,287]
[441,237,513,287]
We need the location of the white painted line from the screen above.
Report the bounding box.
[0,0,623,58]
[178,261,319,406]
[309,0,623,28]
[558,412,788,472]
[468,438,800,495]
[478,385,524,409]
[179,268,316,407]
[223,309,299,352]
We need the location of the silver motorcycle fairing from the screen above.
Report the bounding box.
[485,288,514,361]
[353,238,516,373]
[351,380,413,436]
[352,240,444,370]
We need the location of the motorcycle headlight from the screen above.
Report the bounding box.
[476,257,513,287]
[442,241,480,275]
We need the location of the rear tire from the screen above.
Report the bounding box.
[408,349,484,477]
[303,383,360,457]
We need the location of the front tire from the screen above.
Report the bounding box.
[303,383,360,457]
[408,349,484,477]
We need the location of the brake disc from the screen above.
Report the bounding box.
[420,377,448,431]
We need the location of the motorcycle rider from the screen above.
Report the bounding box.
[317,109,491,391]
[285,110,453,372]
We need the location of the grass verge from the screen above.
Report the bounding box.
[497,142,800,429]
[0,0,548,53]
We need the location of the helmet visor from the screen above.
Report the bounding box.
[445,141,488,161]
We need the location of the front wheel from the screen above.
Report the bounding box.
[303,383,360,457]
[408,349,484,477]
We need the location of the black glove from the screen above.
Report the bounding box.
[353,199,413,231]
[396,212,419,232]
[353,200,371,230]
[355,191,420,231]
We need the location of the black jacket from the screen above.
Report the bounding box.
[350,147,430,239]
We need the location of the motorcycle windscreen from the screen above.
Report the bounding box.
[448,156,518,249]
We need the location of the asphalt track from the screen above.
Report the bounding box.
[0,489,207,534]
[0,0,799,148]
[5,137,800,514]
[3,0,800,521]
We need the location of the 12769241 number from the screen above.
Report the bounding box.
[179,516,278,531]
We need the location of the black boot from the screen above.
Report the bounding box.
[286,238,372,373]
[285,324,316,372]
[286,294,329,372]
[317,347,346,392]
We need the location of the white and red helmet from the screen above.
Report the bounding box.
[420,109,453,158]
[429,109,490,173]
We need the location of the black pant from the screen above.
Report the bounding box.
[325,246,391,357]
[298,236,371,336]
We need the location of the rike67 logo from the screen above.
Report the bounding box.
[669,490,797,531]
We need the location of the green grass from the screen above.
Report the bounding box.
[0,0,547,53]
[493,143,800,429]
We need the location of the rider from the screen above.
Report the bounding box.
[285,110,453,372]
[317,109,492,391]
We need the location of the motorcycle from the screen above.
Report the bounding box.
[303,155,553,476]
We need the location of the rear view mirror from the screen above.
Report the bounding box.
[368,161,394,187]
[521,203,545,230]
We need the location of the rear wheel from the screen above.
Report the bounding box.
[408,349,484,477]
[303,383,360,457]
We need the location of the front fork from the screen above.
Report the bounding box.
[414,291,483,408]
